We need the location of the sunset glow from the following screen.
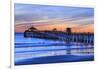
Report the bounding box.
[15,4,94,33]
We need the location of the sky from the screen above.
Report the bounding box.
[15,3,94,33]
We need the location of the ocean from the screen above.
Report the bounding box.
[15,33,94,65]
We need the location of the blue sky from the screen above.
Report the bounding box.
[15,3,94,32]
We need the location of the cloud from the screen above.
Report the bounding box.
[15,3,94,32]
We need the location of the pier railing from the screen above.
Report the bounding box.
[24,30,94,44]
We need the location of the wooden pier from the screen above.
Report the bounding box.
[24,30,94,44]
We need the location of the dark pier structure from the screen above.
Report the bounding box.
[24,27,94,44]
[24,26,94,55]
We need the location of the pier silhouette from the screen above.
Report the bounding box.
[24,26,94,45]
